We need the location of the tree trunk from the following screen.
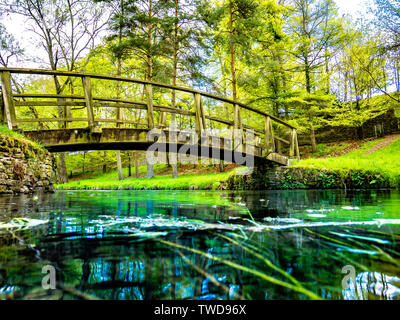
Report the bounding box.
[58,153,68,183]
[128,152,132,177]
[135,151,139,178]
[170,0,179,179]
[146,0,154,178]
[304,57,317,153]
[116,4,124,181]
[103,151,107,173]
[116,150,123,180]
[229,4,237,102]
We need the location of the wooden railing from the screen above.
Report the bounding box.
[0,68,300,159]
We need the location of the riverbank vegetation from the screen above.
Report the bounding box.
[1,0,400,187]
[56,134,400,191]
[56,170,233,190]
[0,124,43,150]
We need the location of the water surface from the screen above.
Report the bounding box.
[1,189,400,300]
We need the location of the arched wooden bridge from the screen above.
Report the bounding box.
[0,68,300,166]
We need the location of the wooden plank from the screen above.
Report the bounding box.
[0,94,4,124]
[17,118,88,123]
[294,129,300,159]
[264,116,276,155]
[64,98,72,129]
[145,83,154,129]
[274,136,290,145]
[194,93,204,134]
[82,76,95,130]
[0,71,17,129]
[289,128,295,157]
[14,93,84,99]
[94,119,144,125]
[1,67,296,129]
[116,99,124,128]
[233,104,240,130]
[16,118,148,126]
[200,95,206,131]
[15,101,86,107]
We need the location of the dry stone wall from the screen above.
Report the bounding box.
[0,133,55,194]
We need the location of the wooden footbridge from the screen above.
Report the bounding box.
[0,68,300,166]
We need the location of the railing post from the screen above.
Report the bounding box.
[58,97,72,129]
[233,104,242,130]
[65,101,72,128]
[145,83,154,129]
[82,76,95,131]
[264,115,275,156]
[0,94,4,125]
[290,128,300,160]
[0,71,17,130]
[194,93,205,135]
[145,83,155,179]
[116,103,123,128]
[232,103,243,151]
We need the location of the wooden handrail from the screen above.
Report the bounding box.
[1,67,296,129]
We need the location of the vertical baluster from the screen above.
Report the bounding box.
[82,76,95,131]
[0,94,4,125]
[145,83,155,179]
[233,103,242,151]
[0,71,17,130]
[294,129,300,159]
[65,102,72,128]
[116,104,123,128]
[264,115,276,156]
[290,128,295,157]
[145,83,154,129]
[58,97,71,129]
[200,95,206,132]
[194,93,205,135]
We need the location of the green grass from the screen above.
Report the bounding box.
[311,142,352,157]
[0,124,44,149]
[295,137,400,184]
[56,168,234,190]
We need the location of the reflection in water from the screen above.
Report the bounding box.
[0,189,399,300]
[343,272,400,300]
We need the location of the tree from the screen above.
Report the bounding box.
[0,23,23,67]
[3,0,108,183]
[285,0,345,152]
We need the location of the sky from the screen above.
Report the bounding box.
[335,0,371,17]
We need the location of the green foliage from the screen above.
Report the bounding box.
[279,174,307,189]
[317,172,336,189]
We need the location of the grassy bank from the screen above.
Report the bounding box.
[294,136,400,186]
[0,124,44,150]
[56,165,235,190]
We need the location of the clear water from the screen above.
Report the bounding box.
[1,189,400,300]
